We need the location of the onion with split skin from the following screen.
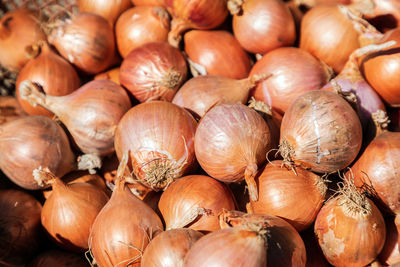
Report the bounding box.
[158,175,237,232]
[78,0,132,26]
[141,228,203,267]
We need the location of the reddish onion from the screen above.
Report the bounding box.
[89,153,163,267]
[116,6,170,58]
[48,12,115,75]
[120,42,187,102]
[194,103,271,201]
[35,168,109,251]
[379,217,400,265]
[0,116,75,190]
[250,47,331,115]
[184,30,251,79]
[0,96,26,125]
[158,175,236,232]
[248,161,326,231]
[228,0,296,54]
[165,0,228,47]
[19,79,131,171]
[141,228,203,267]
[279,90,362,173]
[16,42,80,117]
[0,190,42,266]
[0,9,46,72]
[314,180,386,267]
[219,210,307,267]
[114,101,197,190]
[78,0,132,26]
[29,249,87,267]
[94,67,121,85]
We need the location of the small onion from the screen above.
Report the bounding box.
[250,47,331,115]
[158,175,236,232]
[0,116,75,190]
[314,181,386,267]
[89,153,163,267]
[0,9,46,72]
[165,0,228,47]
[16,42,80,117]
[184,30,251,79]
[48,12,115,75]
[379,217,400,265]
[29,249,87,267]
[195,103,271,201]
[94,67,121,85]
[248,161,326,231]
[78,0,132,26]
[120,42,187,102]
[279,90,362,173]
[141,228,203,267]
[0,190,42,266]
[228,0,296,54]
[114,101,197,190]
[116,6,170,58]
[0,96,26,125]
[36,169,109,251]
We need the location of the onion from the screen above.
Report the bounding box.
[362,28,400,106]
[116,6,170,58]
[0,116,75,190]
[29,249,88,267]
[19,79,131,171]
[248,161,326,231]
[183,221,269,266]
[15,42,80,117]
[314,180,386,267]
[249,47,331,115]
[48,12,115,75]
[279,90,362,173]
[78,0,132,26]
[120,42,187,102]
[94,67,121,85]
[114,101,197,190]
[158,175,236,232]
[0,96,26,125]
[89,153,163,267]
[379,216,400,265]
[365,0,400,32]
[0,189,42,266]
[165,0,228,47]
[219,210,307,267]
[194,103,271,201]
[131,0,164,6]
[184,30,251,79]
[0,8,46,72]
[228,0,296,54]
[299,4,361,73]
[141,228,203,267]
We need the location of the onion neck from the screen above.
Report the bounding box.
[168,18,190,48]
[33,167,66,189]
[167,207,212,230]
[18,80,53,111]
[347,0,375,17]
[248,97,272,117]
[113,152,130,192]
[239,73,272,94]
[245,162,259,202]
[153,7,171,29]
[77,154,102,174]
[372,110,390,137]
[227,0,244,16]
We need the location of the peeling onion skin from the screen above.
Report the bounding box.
[248,161,326,232]
[314,195,386,267]
[158,175,237,232]
[141,228,203,267]
[279,90,362,173]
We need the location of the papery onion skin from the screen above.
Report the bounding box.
[114,101,197,190]
[78,0,132,26]
[230,0,296,54]
[141,228,203,267]
[194,103,271,201]
[279,90,362,173]
[0,190,43,266]
[314,194,386,267]
[165,0,228,47]
[158,175,236,232]
[29,249,88,267]
[184,30,251,79]
[0,96,26,125]
[120,42,187,102]
[250,47,331,115]
[48,12,115,75]
[116,6,170,58]
[300,4,360,73]
[248,161,326,231]
[0,9,46,72]
[16,43,80,117]
[0,116,75,190]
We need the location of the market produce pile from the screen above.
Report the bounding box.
[1,0,400,266]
